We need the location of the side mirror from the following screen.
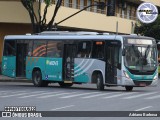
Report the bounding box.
[122,48,126,56]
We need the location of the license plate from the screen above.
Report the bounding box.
[139,83,146,86]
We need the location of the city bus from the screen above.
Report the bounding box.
[1,32,158,91]
[157,41,160,75]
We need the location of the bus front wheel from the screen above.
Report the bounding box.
[125,86,133,91]
[96,73,104,91]
[32,70,48,87]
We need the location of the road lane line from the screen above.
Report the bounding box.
[0,91,12,95]
[123,92,157,99]
[0,91,13,93]
[51,105,75,111]
[135,106,153,111]
[38,92,78,98]
[19,91,63,98]
[103,92,136,99]
[81,93,113,99]
[145,95,160,99]
[0,91,45,98]
[60,92,99,98]
[1,91,27,94]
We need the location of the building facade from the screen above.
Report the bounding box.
[0,0,160,63]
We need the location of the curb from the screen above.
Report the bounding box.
[0,79,32,83]
[0,75,32,83]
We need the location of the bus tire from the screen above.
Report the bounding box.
[125,86,133,91]
[58,82,73,87]
[32,70,48,87]
[96,73,104,91]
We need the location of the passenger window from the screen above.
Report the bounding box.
[77,41,91,58]
[3,40,16,56]
[47,41,62,58]
[92,41,105,59]
[26,40,33,57]
[33,40,47,57]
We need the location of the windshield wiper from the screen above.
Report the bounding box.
[132,45,148,66]
[144,45,151,59]
[132,45,140,58]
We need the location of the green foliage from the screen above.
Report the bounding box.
[135,15,160,40]
[44,0,52,5]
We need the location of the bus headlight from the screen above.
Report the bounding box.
[123,71,130,79]
[153,74,158,80]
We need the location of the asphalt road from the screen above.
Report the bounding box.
[0,80,160,120]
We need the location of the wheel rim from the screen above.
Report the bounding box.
[34,71,40,85]
[97,77,100,88]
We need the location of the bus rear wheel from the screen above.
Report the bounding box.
[125,86,133,91]
[96,73,104,91]
[32,70,48,87]
[58,82,73,87]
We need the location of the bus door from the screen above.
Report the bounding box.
[105,41,121,85]
[16,43,27,77]
[63,44,77,82]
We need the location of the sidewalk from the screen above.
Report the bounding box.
[0,75,31,82]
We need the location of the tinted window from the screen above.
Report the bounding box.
[77,41,91,58]
[3,40,16,56]
[107,45,121,69]
[33,40,47,57]
[47,41,62,57]
[25,40,33,56]
[92,41,105,58]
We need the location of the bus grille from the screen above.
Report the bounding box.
[133,81,152,86]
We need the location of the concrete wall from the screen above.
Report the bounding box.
[0,1,30,23]
[141,0,160,6]
[42,4,136,34]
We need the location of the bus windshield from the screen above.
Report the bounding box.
[124,40,157,72]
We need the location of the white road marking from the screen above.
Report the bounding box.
[145,95,160,99]
[135,106,153,111]
[123,92,157,99]
[19,91,63,98]
[103,92,136,99]
[1,91,27,94]
[81,93,113,99]
[0,91,45,98]
[37,92,77,98]
[51,105,75,111]
[0,91,11,95]
[60,92,99,98]
[0,91,28,96]
[0,91,12,93]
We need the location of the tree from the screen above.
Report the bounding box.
[21,0,62,33]
[135,15,160,40]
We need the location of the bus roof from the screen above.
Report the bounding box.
[4,34,154,41]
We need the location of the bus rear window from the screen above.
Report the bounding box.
[3,40,16,56]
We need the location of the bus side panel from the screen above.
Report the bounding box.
[74,58,90,83]
[26,57,46,80]
[45,58,62,81]
[74,59,105,83]
[2,56,16,78]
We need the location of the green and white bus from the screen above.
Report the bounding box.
[1,32,158,91]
